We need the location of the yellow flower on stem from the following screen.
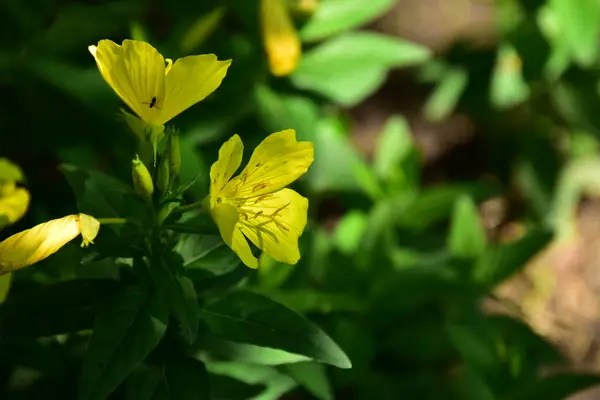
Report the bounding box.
[260,0,302,77]
[89,39,232,127]
[207,129,314,268]
[0,214,100,274]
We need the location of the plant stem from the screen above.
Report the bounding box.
[97,217,128,225]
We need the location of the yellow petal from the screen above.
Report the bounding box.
[90,39,166,125]
[237,188,308,265]
[261,0,301,76]
[224,129,313,198]
[160,54,232,124]
[210,134,244,206]
[0,188,30,230]
[211,202,258,268]
[79,214,100,247]
[0,214,100,274]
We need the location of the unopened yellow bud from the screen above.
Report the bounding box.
[0,213,100,274]
[156,155,170,193]
[261,0,302,77]
[167,131,181,178]
[132,155,154,201]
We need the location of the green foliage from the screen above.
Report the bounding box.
[2,0,600,399]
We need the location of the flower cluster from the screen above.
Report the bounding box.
[0,37,313,273]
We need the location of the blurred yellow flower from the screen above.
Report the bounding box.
[0,158,29,230]
[0,214,100,274]
[208,129,313,268]
[89,39,232,127]
[260,0,302,76]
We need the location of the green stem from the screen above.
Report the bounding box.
[177,201,204,213]
[97,218,128,225]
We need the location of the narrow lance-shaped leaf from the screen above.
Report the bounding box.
[199,291,352,369]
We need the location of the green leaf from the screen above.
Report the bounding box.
[0,279,118,339]
[179,7,226,52]
[195,335,311,365]
[35,2,136,54]
[332,210,368,255]
[473,230,552,287]
[254,84,320,142]
[149,252,200,344]
[206,362,294,400]
[452,366,495,400]
[281,362,333,400]
[445,323,496,369]
[300,0,396,41]
[78,284,169,400]
[177,135,209,199]
[60,164,150,231]
[199,291,352,369]
[126,359,211,400]
[508,373,600,400]
[257,254,295,290]
[550,0,600,67]
[448,195,487,259]
[210,374,267,400]
[0,272,11,303]
[252,289,364,314]
[423,67,468,122]
[292,32,430,106]
[373,115,415,183]
[398,182,500,230]
[490,43,530,109]
[161,358,210,399]
[125,364,161,400]
[305,116,367,193]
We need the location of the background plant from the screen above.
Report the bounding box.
[2,0,600,399]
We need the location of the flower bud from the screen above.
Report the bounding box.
[167,131,181,179]
[260,0,301,77]
[132,155,154,201]
[156,155,170,193]
[0,213,100,274]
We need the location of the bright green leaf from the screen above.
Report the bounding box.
[292,32,431,106]
[254,84,320,142]
[195,335,311,365]
[282,362,333,400]
[473,230,552,287]
[199,291,352,369]
[549,0,600,67]
[373,115,414,182]
[332,210,368,255]
[490,43,530,109]
[448,195,487,259]
[300,0,396,42]
[423,67,468,122]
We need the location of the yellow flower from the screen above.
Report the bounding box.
[0,158,29,230]
[208,129,314,268]
[260,0,301,77]
[89,39,232,127]
[0,214,100,274]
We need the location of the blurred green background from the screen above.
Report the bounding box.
[5,0,600,398]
